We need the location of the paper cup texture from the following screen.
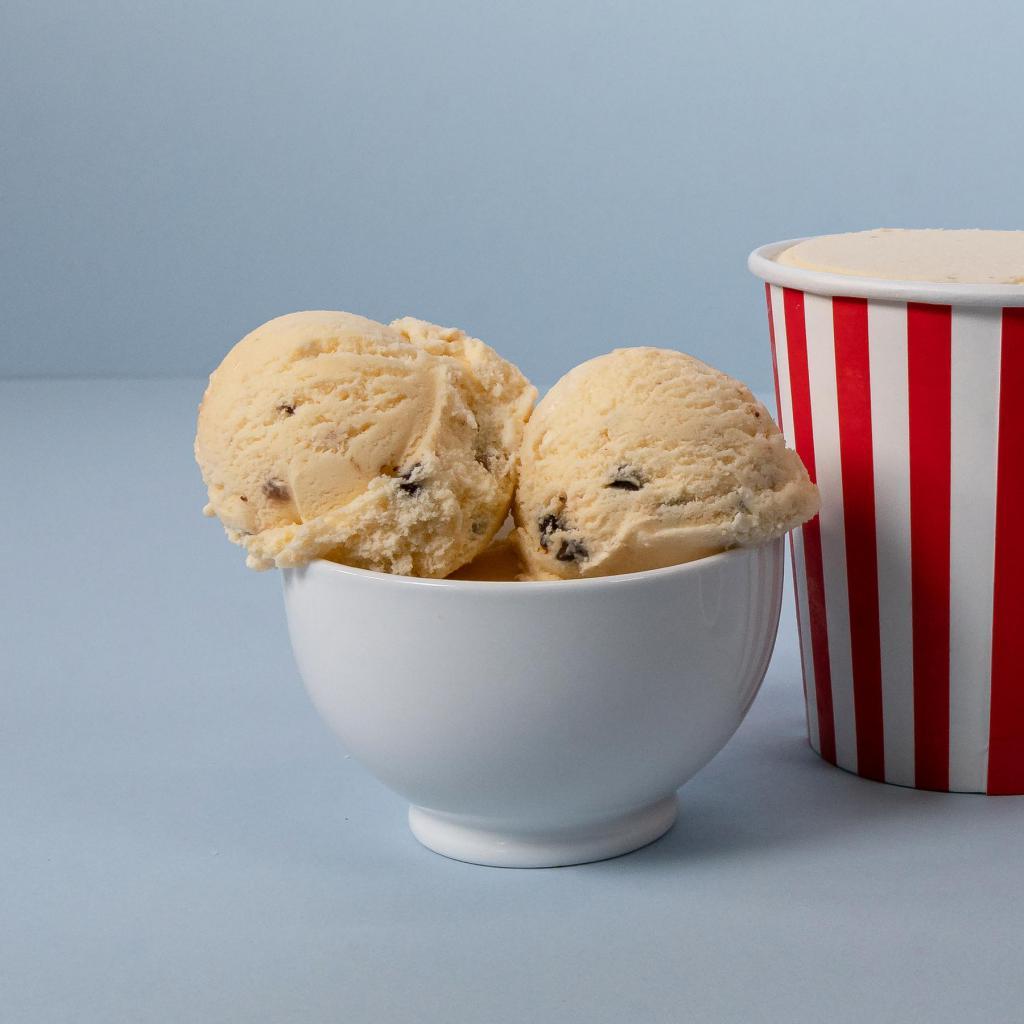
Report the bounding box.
[751,242,1024,793]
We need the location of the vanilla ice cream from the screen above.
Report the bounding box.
[196,311,535,575]
[513,347,818,579]
[777,229,1024,284]
[446,535,526,582]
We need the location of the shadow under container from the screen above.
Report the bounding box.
[283,539,783,867]
[750,239,1024,794]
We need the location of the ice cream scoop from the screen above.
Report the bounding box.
[195,311,536,575]
[513,347,818,579]
[777,228,1024,284]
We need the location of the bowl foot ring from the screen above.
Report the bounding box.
[408,795,679,868]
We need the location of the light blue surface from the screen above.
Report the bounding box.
[4,1,1023,388]
[3,379,1023,1023]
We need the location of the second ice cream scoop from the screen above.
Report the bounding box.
[513,347,818,579]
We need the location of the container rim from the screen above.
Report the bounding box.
[749,238,1024,307]
[282,536,782,592]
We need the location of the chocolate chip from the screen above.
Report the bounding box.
[396,463,424,496]
[607,465,645,491]
[556,539,589,563]
[262,478,290,501]
[239,496,248,503]
[538,513,565,551]
[277,403,295,416]
[538,508,587,562]
[662,491,694,507]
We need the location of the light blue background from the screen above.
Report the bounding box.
[3,0,1021,388]
[4,377,1023,1024]
[6,8,1024,1019]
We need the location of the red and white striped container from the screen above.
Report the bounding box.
[750,239,1024,794]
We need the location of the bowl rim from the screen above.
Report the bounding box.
[749,237,1024,307]
[284,536,782,592]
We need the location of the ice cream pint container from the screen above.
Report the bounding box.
[750,235,1024,793]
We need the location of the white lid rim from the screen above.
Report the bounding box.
[748,238,1024,307]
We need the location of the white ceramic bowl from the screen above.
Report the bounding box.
[282,537,784,867]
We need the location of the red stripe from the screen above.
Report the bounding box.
[988,307,1024,794]
[832,297,885,781]
[907,303,952,792]
[784,288,836,764]
[766,284,783,430]
[767,284,815,748]
[788,538,815,750]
